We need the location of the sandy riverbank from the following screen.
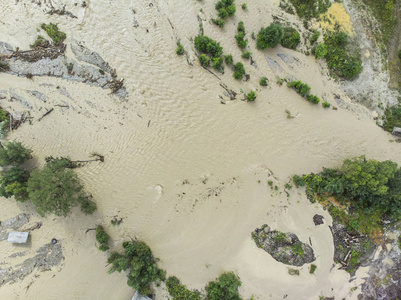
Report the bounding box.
[1,1,400,299]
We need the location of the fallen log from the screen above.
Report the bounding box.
[38,108,54,121]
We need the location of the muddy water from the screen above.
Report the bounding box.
[1,1,401,299]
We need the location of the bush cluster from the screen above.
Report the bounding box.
[324,30,362,79]
[233,62,245,79]
[257,23,284,50]
[213,0,236,27]
[235,21,248,49]
[107,241,165,295]
[281,27,300,50]
[194,35,224,72]
[96,225,110,251]
[259,77,268,86]
[287,80,320,104]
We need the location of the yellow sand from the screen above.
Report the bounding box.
[320,3,354,35]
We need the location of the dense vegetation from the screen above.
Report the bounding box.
[382,105,401,132]
[257,23,284,50]
[41,23,66,45]
[294,156,401,234]
[107,240,165,295]
[280,27,301,50]
[194,35,224,72]
[323,30,362,79]
[213,0,236,28]
[235,21,248,49]
[205,272,242,300]
[288,0,330,19]
[96,225,110,251]
[0,141,32,166]
[314,43,327,58]
[166,276,201,300]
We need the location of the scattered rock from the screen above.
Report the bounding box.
[313,214,324,226]
[252,224,315,266]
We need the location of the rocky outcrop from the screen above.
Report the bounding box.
[252,224,315,266]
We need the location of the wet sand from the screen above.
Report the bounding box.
[1,1,400,299]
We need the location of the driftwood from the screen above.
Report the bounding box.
[219,83,237,100]
[47,6,77,18]
[85,228,96,234]
[38,108,54,121]
[7,45,66,63]
[55,104,69,108]
[202,66,221,80]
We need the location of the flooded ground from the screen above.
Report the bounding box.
[1,1,401,299]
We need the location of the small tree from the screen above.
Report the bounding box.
[27,160,97,216]
[257,23,284,50]
[0,141,32,166]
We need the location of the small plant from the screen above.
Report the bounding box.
[218,8,228,19]
[30,35,49,48]
[259,77,268,86]
[233,62,245,79]
[0,141,33,166]
[67,63,73,73]
[322,101,331,108]
[245,90,256,102]
[224,54,233,65]
[214,0,236,27]
[99,69,105,75]
[242,51,251,59]
[167,276,201,300]
[41,23,66,45]
[212,18,226,28]
[111,217,123,226]
[285,109,295,119]
[310,264,317,274]
[237,21,245,34]
[176,42,184,55]
[306,94,320,104]
[314,43,327,58]
[96,225,110,251]
[199,54,210,67]
[287,80,311,97]
[242,3,247,9]
[268,180,273,186]
[292,175,305,187]
[276,76,283,85]
[251,32,255,39]
[212,56,223,72]
[284,183,292,190]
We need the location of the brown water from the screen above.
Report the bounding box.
[1,1,400,299]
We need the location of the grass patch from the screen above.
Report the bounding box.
[41,23,66,45]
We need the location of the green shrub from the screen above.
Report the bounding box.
[314,43,327,58]
[306,94,320,104]
[242,3,247,9]
[310,264,317,274]
[292,175,305,187]
[237,21,245,34]
[233,62,245,79]
[246,90,256,102]
[96,225,110,244]
[41,23,66,45]
[176,42,184,55]
[194,35,223,58]
[218,8,228,19]
[205,272,242,300]
[166,276,201,300]
[310,30,320,44]
[226,5,236,16]
[259,77,268,86]
[288,0,330,19]
[235,32,248,49]
[281,27,301,50]
[287,80,311,97]
[30,35,49,48]
[322,101,331,108]
[257,23,284,49]
[324,30,362,79]
[383,105,401,132]
[224,54,233,65]
[199,54,210,67]
[242,51,251,59]
[0,141,32,166]
[212,56,223,71]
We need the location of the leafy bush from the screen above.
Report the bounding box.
[233,62,245,79]
[176,42,184,55]
[237,21,245,34]
[218,8,228,19]
[194,35,223,58]
[41,23,66,45]
[257,23,284,50]
[226,5,236,16]
[0,141,32,166]
[224,54,233,65]
[205,272,242,300]
[306,94,320,104]
[235,32,248,49]
[242,51,251,59]
[96,225,110,250]
[292,175,305,187]
[212,18,226,28]
[199,54,210,67]
[322,101,330,108]
[166,276,201,300]
[214,0,236,26]
[212,56,223,71]
[259,77,268,86]
[245,90,256,102]
[281,27,300,50]
[0,166,30,202]
[310,264,317,274]
[310,30,320,44]
[27,159,96,216]
[108,241,165,294]
[242,3,247,9]
[314,43,327,58]
[287,80,311,97]
[324,30,362,79]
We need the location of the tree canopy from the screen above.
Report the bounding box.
[27,159,96,216]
